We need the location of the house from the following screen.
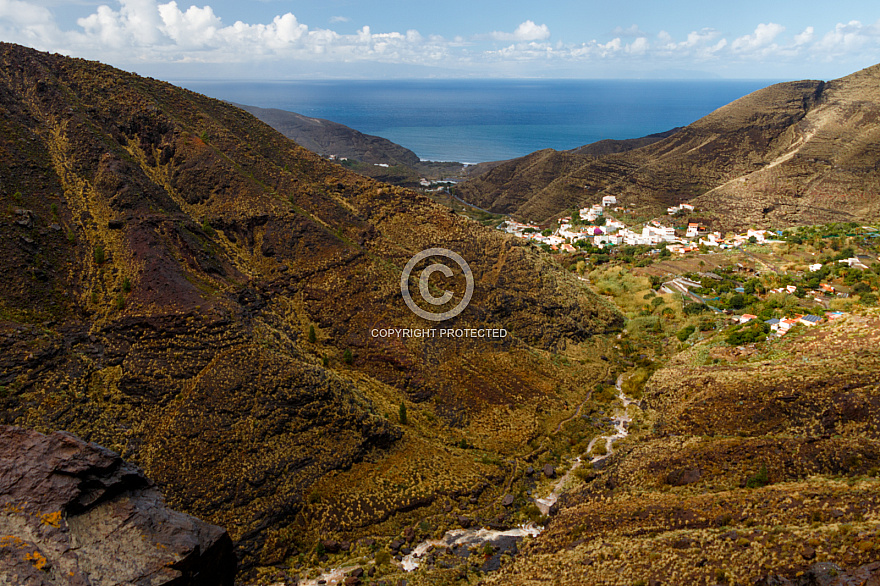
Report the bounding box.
[739,314,758,324]
[686,223,700,238]
[561,243,576,253]
[680,203,695,212]
[778,317,800,334]
[676,277,703,289]
[765,318,781,331]
[594,234,622,247]
[809,263,823,272]
[786,285,797,294]
[747,229,767,243]
[799,314,822,327]
[602,195,617,207]
[839,257,870,269]
[820,283,835,293]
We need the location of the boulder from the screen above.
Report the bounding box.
[501,494,515,507]
[0,425,236,586]
[543,464,556,478]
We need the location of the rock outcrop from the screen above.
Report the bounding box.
[0,425,236,585]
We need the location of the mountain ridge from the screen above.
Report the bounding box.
[457,65,880,229]
[0,41,621,573]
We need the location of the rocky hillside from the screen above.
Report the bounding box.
[0,42,621,575]
[233,103,420,167]
[458,65,880,229]
[236,103,466,188]
[0,425,236,585]
[485,311,880,585]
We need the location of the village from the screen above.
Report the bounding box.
[495,195,880,344]
[498,195,786,253]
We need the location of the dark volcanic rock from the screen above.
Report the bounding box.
[543,464,556,479]
[0,425,236,586]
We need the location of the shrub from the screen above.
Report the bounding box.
[122,277,132,293]
[683,302,707,315]
[93,245,105,265]
[375,550,391,566]
[307,325,316,343]
[342,349,353,364]
[115,295,125,310]
[398,402,408,425]
[745,463,770,488]
[676,325,696,342]
[322,355,329,367]
[726,322,769,346]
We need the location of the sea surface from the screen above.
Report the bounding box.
[177,79,777,163]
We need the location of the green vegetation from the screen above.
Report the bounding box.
[342,349,353,364]
[725,322,770,346]
[398,402,408,425]
[677,325,696,342]
[745,463,770,489]
[307,325,316,343]
[93,245,105,265]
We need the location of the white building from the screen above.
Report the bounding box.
[747,229,767,243]
[602,195,617,207]
[604,219,625,232]
[594,234,623,247]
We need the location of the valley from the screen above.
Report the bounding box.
[1,41,880,586]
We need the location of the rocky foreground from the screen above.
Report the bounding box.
[0,425,236,585]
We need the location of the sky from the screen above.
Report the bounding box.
[1,0,880,80]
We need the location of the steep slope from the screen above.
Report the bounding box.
[0,42,621,572]
[233,103,420,167]
[485,312,880,585]
[459,66,880,229]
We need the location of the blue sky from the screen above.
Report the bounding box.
[2,0,880,79]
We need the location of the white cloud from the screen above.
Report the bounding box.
[626,37,649,55]
[613,24,646,38]
[815,19,880,56]
[489,20,550,42]
[794,26,814,46]
[732,22,785,52]
[329,16,349,24]
[1,2,879,78]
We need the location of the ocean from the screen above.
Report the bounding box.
[177,79,777,164]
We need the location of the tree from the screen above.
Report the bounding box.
[398,402,408,425]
